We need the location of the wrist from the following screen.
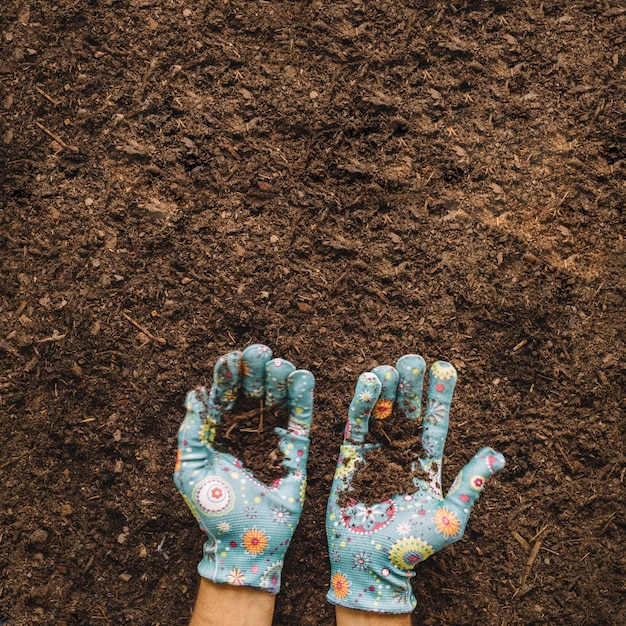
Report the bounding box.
[336,606,412,626]
[190,577,275,626]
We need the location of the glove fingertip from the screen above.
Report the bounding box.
[286,369,315,436]
[478,446,506,474]
[288,369,315,396]
[447,447,505,509]
[344,372,381,443]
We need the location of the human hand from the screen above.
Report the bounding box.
[326,355,505,613]
[174,344,314,594]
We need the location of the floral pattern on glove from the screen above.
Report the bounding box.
[174,344,315,594]
[326,355,505,613]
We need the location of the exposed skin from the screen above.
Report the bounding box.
[188,579,413,626]
[335,606,412,626]
[189,578,275,626]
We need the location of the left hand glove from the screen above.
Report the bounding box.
[174,344,315,593]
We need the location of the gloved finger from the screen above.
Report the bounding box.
[419,361,457,474]
[264,358,296,407]
[241,344,273,398]
[439,447,506,538]
[273,370,315,495]
[394,354,427,420]
[343,372,382,444]
[207,351,242,421]
[285,369,315,437]
[274,429,310,502]
[176,388,216,478]
[370,365,399,420]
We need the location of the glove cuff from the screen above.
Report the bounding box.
[197,537,284,594]
[326,567,417,614]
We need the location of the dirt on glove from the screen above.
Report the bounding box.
[215,398,289,484]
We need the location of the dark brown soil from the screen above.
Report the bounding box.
[215,397,288,484]
[1,1,624,625]
[341,412,426,506]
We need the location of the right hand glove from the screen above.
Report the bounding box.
[326,355,505,613]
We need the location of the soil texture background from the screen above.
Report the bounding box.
[1,1,624,624]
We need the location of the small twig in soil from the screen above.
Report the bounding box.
[35,120,79,152]
[122,311,166,345]
[512,531,531,552]
[599,512,616,535]
[0,448,34,469]
[37,331,67,343]
[35,85,60,106]
[241,400,265,433]
[512,338,527,352]
[224,421,238,440]
[328,270,349,294]
[555,442,576,474]
[377,424,393,446]
[530,524,550,543]
[515,539,543,593]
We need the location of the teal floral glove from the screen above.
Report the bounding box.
[174,344,315,593]
[326,355,505,613]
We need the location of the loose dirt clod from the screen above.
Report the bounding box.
[340,412,425,506]
[215,398,289,485]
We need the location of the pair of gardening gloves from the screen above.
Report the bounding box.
[174,344,505,614]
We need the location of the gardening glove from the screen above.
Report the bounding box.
[326,355,505,613]
[174,344,315,593]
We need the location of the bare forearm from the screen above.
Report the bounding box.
[336,606,412,626]
[189,578,276,626]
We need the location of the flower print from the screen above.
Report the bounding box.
[342,501,395,533]
[330,549,342,563]
[359,390,373,402]
[352,551,371,571]
[392,585,414,606]
[271,505,291,525]
[331,572,350,599]
[287,416,309,438]
[425,399,447,425]
[227,567,245,585]
[223,388,238,403]
[260,561,283,592]
[421,435,436,454]
[470,474,485,491]
[334,446,358,479]
[396,523,410,536]
[351,503,388,529]
[200,419,217,446]
[389,537,434,570]
[430,361,456,379]
[217,522,230,532]
[434,508,460,537]
[242,529,268,555]
[373,399,393,419]
[194,476,235,515]
[245,506,258,519]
